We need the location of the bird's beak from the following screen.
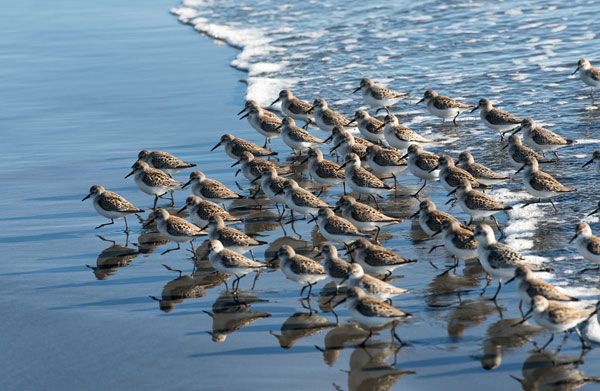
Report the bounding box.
[375,123,384,131]
[463,237,475,245]
[304,106,314,114]
[416,97,424,104]
[470,106,479,113]
[237,107,247,115]
[515,165,524,174]
[307,216,317,223]
[568,233,577,244]
[330,143,341,152]
[275,124,282,130]
[501,144,509,150]
[588,208,599,217]
[231,160,241,167]
[235,169,241,177]
[432,230,441,237]
[345,119,356,126]
[300,156,309,164]
[177,205,187,214]
[505,275,516,285]
[410,210,419,219]
[271,97,280,105]
[124,171,134,179]
[400,153,409,160]
[333,297,347,308]
[428,164,439,173]
[143,217,155,228]
[583,159,594,168]
[211,141,222,151]
[322,135,333,144]
[239,113,249,120]
[181,180,191,189]
[250,175,262,184]
[352,86,361,94]
[571,66,581,76]
[82,194,91,201]
[512,126,522,135]
[337,162,347,171]
[447,189,457,197]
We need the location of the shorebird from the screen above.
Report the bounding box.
[417,89,474,125]
[365,145,407,190]
[178,195,241,227]
[582,303,600,345]
[318,244,352,289]
[311,207,370,245]
[506,266,578,313]
[582,150,600,174]
[348,110,385,144]
[301,147,345,192]
[310,98,352,132]
[272,245,327,298]
[144,209,206,255]
[456,152,509,186]
[503,134,554,169]
[335,195,399,242]
[208,239,266,292]
[279,117,324,154]
[572,59,600,97]
[448,180,512,232]
[410,199,471,237]
[138,150,196,176]
[238,100,282,147]
[231,151,292,182]
[470,224,547,301]
[402,144,440,197]
[512,118,576,160]
[271,89,314,128]
[211,134,277,160]
[348,239,416,279]
[336,287,411,346]
[522,295,596,351]
[339,153,393,209]
[516,156,575,211]
[182,170,243,207]
[569,222,600,273]
[379,114,432,150]
[433,155,489,192]
[344,263,409,303]
[330,131,369,160]
[82,185,144,231]
[276,179,331,221]
[203,215,267,258]
[125,160,185,209]
[432,220,478,272]
[353,78,409,114]
[251,166,289,214]
[323,125,371,147]
[471,98,522,140]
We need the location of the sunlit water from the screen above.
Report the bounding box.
[2,0,600,389]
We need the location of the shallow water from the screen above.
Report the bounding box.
[2,0,600,390]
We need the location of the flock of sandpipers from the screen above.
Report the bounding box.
[82,58,600,351]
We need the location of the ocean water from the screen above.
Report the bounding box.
[2,0,600,389]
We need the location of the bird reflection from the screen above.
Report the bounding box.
[271,311,337,349]
[150,265,207,312]
[479,318,544,370]
[447,297,498,338]
[343,340,415,391]
[264,236,318,268]
[424,261,483,308]
[135,231,170,255]
[511,351,600,391]
[203,290,270,343]
[86,235,139,280]
[316,323,371,366]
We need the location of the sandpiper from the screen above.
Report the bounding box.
[251,166,289,207]
[402,144,440,197]
[324,125,371,147]
[432,220,478,271]
[449,180,511,230]
[417,89,474,125]
[318,244,352,288]
[348,110,385,144]
[337,287,411,346]
[203,215,267,257]
[470,224,544,301]
[516,156,575,211]
[272,245,327,298]
[582,303,600,345]
[144,209,206,254]
[506,266,578,311]
[331,131,369,160]
[279,116,324,154]
[182,170,243,206]
[471,98,522,140]
[311,208,370,245]
[301,147,345,191]
[348,239,417,278]
[572,59,600,96]
[276,179,331,221]
[434,155,489,192]
[524,295,596,351]
[138,150,196,176]
[271,89,314,128]
[380,114,432,150]
[365,145,407,190]
[310,98,352,132]
[82,185,144,231]
[211,134,277,160]
[340,153,393,208]
[410,200,471,237]
[353,78,409,114]
[178,195,241,227]
[344,263,409,302]
[335,195,399,242]
[569,222,600,272]
[456,152,509,186]
[582,150,600,174]
[125,160,185,209]
[232,151,292,182]
[238,100,282,147]
[512,118,576,160]
[503,134,554,169]
[208,239,266,291]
